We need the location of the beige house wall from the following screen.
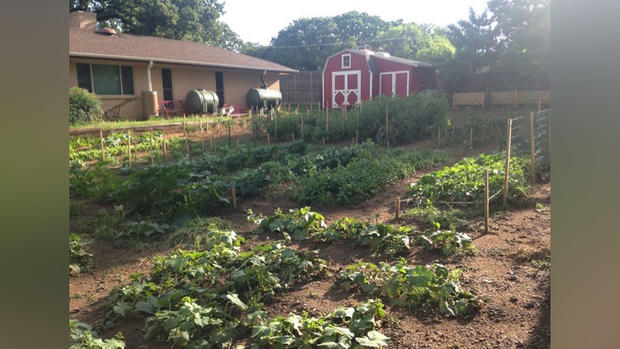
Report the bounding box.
[70,57,284,120]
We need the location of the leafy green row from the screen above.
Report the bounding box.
[252,299,389,348]
[260,93,449,146]
[104,226,328,347]
[408,153,530,207]
[295,148,448,206]
[249,207,413,256]
[338,260,479,318]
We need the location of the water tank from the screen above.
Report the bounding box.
[246,88,282,109]
[185,89,219,114]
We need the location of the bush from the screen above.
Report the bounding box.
[70,87,103,125]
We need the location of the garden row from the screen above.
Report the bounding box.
[70,142,448,236]
[71,208,479,348]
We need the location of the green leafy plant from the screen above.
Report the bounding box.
[415,230,475,256]
[69,234,94,275]
[251,299,389,348]
[404,201,467,230]
[338,260,479,318]
[69,319,125,349]
[248,207,326,241]
[408,153,530,209]
[70,87,103,125]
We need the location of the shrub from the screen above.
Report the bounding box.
[69,87,103,125]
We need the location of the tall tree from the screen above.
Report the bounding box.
[243,11,395,71]
[442,0,550,91]
[69,0,243,51]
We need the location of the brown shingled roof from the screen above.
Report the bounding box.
[69,27,297,73]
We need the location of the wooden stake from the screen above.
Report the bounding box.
[437,127,441,147]
[149,136,154,164]
[503,119,512,206]
[300,115,304,139]
[469,127,473,150]
[547,113,551,161]
[275,112,278,140]
[162,137,167,160]
[184,129,190,156]
[291,132,295,142]
[267,132,270,145]
[395,197,401,220]
[231,186,237,209]
[485,169,490,233]
[529,111,535,185]
[127,132,132,168]
[99,129,105,161]
[356,108,359,143]
[200,119,205,150]
[326,108,329,133]
[228,119,231,146]
[322,137,325,145]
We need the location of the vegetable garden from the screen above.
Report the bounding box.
[69,98,551,348]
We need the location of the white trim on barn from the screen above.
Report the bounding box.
[379,70,410,97]
[331,70,361,108]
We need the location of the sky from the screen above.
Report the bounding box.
[221,0,489,45]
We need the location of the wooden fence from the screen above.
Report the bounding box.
[452,90,551,107]
[280,71,322,105]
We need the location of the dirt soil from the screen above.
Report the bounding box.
[70,145,550,349]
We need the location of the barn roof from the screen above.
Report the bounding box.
[332,48,434,72]
[69,27,297,73]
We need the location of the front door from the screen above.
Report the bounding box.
[332,70,361,108]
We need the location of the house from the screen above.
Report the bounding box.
[69,11,297,119]
[322,46,439,109]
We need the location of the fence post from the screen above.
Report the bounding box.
[395,197,401,220]
[485,168,490,233]
[529,111,535,185]
[356,108,360,143]
[385,105,389,147]
[184,128,190,157]
[199,119,205,150]
[99,129,105,162]
[469,127,473,150]
[513,88,517,106]
[127,131,132,168]
[228,119,231,146]
[300,115,304,140]
[149,135,154,164]
[326,107,329,133]
[267,132,270,145]
[275,112,278,141]
[162,137,167,160]
[503,119,512,206]
[231,186,237,209]
[548,113,551,161]
[291,132,295,142]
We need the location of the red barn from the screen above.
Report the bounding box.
[322,46,439,109]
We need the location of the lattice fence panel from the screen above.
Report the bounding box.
[452,92,485,106]
[491,90,550,105]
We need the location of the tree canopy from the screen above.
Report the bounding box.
[242,11,455,72]
[69,0,242,50]
[443,0,550,91]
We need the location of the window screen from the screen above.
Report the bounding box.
[76,63,92,92]
[121,66,134,95]
[92,64,121,95]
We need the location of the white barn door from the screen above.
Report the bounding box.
[332,70,361,108]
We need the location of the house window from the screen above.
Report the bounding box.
[341,54,351,69]
[161,68,173,100]
[75,63,134,95]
